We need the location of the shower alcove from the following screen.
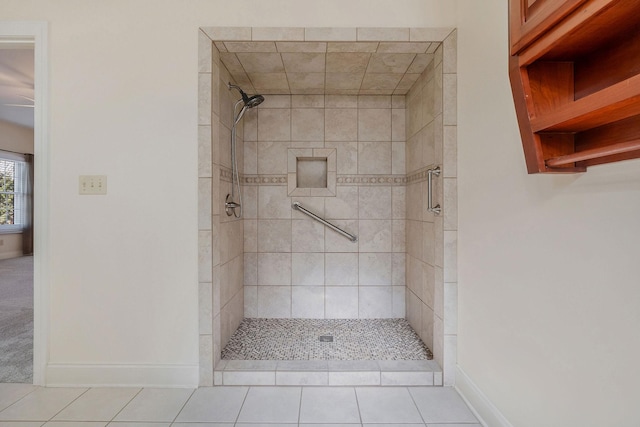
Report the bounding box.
[197,26,458,386]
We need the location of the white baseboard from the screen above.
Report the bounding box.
[0,250,25,260]
[455,365,514,427]
[46,363,199,388]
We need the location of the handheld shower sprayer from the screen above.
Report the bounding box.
[225,83,265,218]
[228,83,265,109]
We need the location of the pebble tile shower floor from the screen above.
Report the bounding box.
[222,318,433,360]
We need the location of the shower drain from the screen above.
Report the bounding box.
[319,335,333,342]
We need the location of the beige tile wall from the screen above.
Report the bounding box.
[217,52,246,376]
[242,94,406,319]
[198,32,246,386]
[405,31,457,385]
[405,54,438,368]
[441,30,458,387]
[198,30,214,387]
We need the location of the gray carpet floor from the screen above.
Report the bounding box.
[0,256,33,383]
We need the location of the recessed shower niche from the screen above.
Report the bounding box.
[297,158,326,188]
[288,148,336,197]
[197,26,458,387]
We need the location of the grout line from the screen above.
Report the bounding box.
[171,388,197,424]
[110,386,143,423]
[406,386,428,426]
[0,384,39,416]
[297,386,304,425]
[47,387,91,423]
[353,386,364,425]
[234,386,250,425]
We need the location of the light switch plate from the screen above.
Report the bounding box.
[79,175,107,195]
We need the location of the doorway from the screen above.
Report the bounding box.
[0,22,50,386]
[0,41,34,383]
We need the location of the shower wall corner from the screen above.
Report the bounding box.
[197,30,245,386]
[404,30,458,386]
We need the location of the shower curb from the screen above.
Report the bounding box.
[214,359,442,387]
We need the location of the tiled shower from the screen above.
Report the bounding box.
[242,94,407,321]
[198,27,457,386]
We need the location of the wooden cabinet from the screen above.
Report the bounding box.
[510,0,586,54]
[509,0,640,174]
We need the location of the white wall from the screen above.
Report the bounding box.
[0,119,33,154]
[456,0,640,425]
[1,0,455,386]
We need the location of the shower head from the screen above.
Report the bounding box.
[228,83,264,109]
[245,93,265,108]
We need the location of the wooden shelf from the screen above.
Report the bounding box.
[509,0,640,174]
[518,0,640,63]
[530,74,640,132]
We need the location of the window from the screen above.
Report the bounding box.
[0,155,26,232]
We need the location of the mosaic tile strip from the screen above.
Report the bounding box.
[406,166,439,184]
[221,318,433,361]
[220,166,233,183]
[337,175,406,186]
[242,175,288,185]
[238,174,408,186]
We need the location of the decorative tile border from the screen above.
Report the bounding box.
[238,173,408,186]
[406,166,438,184]
[242,174,287,185]
[224,168,298,185]
[337,175,407,186]
[220,167,233,182]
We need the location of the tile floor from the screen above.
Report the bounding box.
[221,319,432,361]
[0,384,481,426]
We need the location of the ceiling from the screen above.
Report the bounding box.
[0,41,437,129]
[215,41,438,96]
[0,46,34,128]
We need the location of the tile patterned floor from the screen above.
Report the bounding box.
[0,384,481,426]
[222,319,433,360]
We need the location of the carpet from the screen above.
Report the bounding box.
[0,256,33,383]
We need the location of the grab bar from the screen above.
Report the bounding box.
[427,166,441,215]
[292,201,358,243]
